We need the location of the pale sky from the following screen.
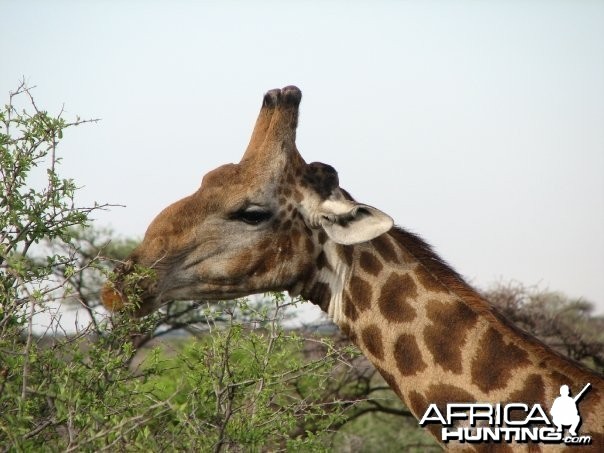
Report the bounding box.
[3,1,604,313]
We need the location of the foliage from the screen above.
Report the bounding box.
[0,82,352,451]
[0,81,154,450]
[134,301,353,451]
[0,81,101,323]
[1,83,601,452]
[486,282,604,373]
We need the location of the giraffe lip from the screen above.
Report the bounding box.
[136,267,279,310]
[132,296,161,317]
[161,280,279,304]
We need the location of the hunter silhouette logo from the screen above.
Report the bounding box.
[550,383,590,437]
[419,382,593,445]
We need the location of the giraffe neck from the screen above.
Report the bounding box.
[301,227,603,446]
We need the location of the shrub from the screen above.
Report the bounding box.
[0,83,350,451]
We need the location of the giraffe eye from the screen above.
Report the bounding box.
[231,208,272,225]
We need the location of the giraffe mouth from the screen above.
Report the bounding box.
[101,274,284,318]
[100,279,161,317]
[158,282,281,306]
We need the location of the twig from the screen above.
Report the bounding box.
[20,299,36,403]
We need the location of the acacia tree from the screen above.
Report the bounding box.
[45,226,420,450]
[0,81,154,448]
[3,83,599,451]
[0,83,358,451]
[485,283,604,372]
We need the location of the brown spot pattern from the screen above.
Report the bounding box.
[415,265,448,293]
[316,251,328,270]
[410,392,441,439]
[337,245,354,266]
[306,282,331,311]
[413,384,477,441]
[361,324,384,360]
[407,390,454,443]
[550,370,573,391]
[470,327,531,393]
[348,276,372,311]
[317,230,327,244]
[340,322,352,338]
[371,235,398,263]
[425,383,475,410]
[407,391,428,419]
[505,374,545,422]
[424,299,478,374]
[304,237,314,253]
[359,251,383,276]
[475,444,515,453]
[577,433,603,453]
[343,291,358,321]
[303,162,339,199]
[394,333,427,376]
[378,273,417,322]
[246,238,282,276]
[570,381,602,441]
[340,320,358,343]
[375,365,402,399]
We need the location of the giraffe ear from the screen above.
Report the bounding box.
[318,199,394,245]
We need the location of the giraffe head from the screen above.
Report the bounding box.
[102,86,393,316]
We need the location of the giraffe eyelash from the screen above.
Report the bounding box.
[230,208,273,225]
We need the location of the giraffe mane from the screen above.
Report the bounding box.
[389,226,604,381]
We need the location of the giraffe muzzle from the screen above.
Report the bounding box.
[100,260,160,317]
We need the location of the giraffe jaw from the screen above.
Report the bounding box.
[101,276,295,318]
[287,280,306,298]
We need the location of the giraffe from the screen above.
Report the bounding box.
[102,86,603,451]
